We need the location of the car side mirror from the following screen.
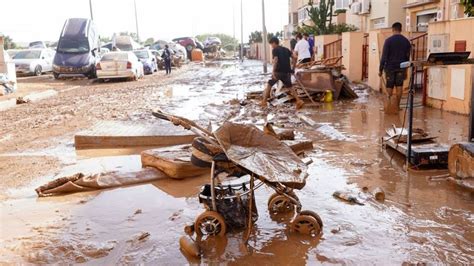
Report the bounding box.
[41,56,45,59]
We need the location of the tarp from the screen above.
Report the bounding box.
[214,122,308,189]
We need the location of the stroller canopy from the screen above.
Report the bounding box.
[214,122,308,188]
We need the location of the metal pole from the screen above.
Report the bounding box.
[134,0,140,43]
[262,0,268,73]
[469,69,474,142]
[233,0,236,56]
[406,66,416,167]
[240,0,244,62]
[89,0,94,20]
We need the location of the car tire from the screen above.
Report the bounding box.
[88,67,97,79]
[53,72,60,79]
[34,65,42,76]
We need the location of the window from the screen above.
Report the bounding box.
[335,0,350,10]
[13,50,41,59]
[57,38,90,53]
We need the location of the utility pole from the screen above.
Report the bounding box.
[89,0,94,20]
[262,0,268,73]
[134,0,140,43]
[233,0,236,56]
[240,0,244,62]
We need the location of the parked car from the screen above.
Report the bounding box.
[113,35,142,51]
[172,37,197,52]
[133,49,157,74]
[6,49,21,59]
[29,41,47,49]
[52,18,101,79]
[96,51,144,81]
[12,48,55,76]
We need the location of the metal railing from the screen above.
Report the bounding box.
[323,39,342,66]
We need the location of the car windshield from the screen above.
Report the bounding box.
[13,50,41,59]
[133,51,149,59]
[57,38,89,53]
[29,41,43,47]
[101,53,128,61]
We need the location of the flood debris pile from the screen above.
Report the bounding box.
[247,65,361,107]
[447,142,474,190]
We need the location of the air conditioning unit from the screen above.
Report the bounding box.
[360,0,370,14]
[436,9,443,21]
[351,2,361,14]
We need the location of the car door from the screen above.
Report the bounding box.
[41,50,53,72]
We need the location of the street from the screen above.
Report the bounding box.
[0,60,472,264]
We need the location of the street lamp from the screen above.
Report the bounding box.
[262,0,268,73]
[134,0,140,43]
[89,0,94,20]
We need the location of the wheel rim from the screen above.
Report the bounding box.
[194,211,226,237]
[268,195,295,214]
[35,66,41,75]
[291,215,321,236]
[300,210,323,229]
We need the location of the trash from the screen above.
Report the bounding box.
[16,97,30,104]
[179,236,201,258]
[141,145,209,179]
[263,123,295,141]
[448,142,474,179]
[137,232,150,241]
[332,191,364,205]
[35,168,165,197]
[134,209,142,215]
[372,187,385,201]
[324,90,333,103]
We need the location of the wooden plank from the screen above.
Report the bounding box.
[75,121,196,149]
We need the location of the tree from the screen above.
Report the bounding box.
[296,0,357,35]
[144,37,155,46]
[461,0,474,17]
[248,31,283,43]
[2,35,17,49]
[196,33,239,51]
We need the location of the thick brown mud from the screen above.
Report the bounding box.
[0,61,473,264]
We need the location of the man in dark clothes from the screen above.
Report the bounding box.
[262,37,304,109]
[162,44,173,75]
[379,22,412,113]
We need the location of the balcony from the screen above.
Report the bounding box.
[404,0,440,8]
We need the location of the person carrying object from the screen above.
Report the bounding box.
[261,37,304,110]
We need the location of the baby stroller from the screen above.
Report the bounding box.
[152,110,323,239]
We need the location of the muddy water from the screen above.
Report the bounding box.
[1,60,473,264]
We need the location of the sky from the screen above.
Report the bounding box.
[0,0,288,44]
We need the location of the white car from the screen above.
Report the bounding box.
[96,51,144,81]
[12,49,55,76]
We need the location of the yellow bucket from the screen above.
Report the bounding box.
[324,90,333,103]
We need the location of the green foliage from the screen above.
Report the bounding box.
[295,0,358,36]
[2,35,17,49]
[196,33,239,51]
[461,0,474,17]
[248,31,283,43]
[144,37,155,46]
[100,36,112,43]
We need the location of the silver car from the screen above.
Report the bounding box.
[12,49,55,76]
[96,51,144,81]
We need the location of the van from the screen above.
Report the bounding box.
[52,18,100,79]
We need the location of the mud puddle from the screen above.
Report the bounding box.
[1,60,473,264]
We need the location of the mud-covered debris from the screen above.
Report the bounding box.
[179,235,200,258]
[332,191,364,205]
[137,232,150,241]
[16,97,30,104]
[373,187,385,201]
[134,209,142,215]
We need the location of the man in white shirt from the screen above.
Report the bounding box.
[293,33,311,65]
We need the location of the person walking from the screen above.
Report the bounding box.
[261,37,304,110]
[162,45,173,75]
[379,22,412,114]
[293,33,311,65]
[290,33,297,53]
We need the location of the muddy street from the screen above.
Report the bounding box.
[0,60,473,264]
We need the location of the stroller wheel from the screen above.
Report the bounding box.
[268,194,297,214]
[194,211,227,237]
[300,210,323,229]
[290,214,321,236]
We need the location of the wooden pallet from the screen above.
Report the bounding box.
[75,121,196,149]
